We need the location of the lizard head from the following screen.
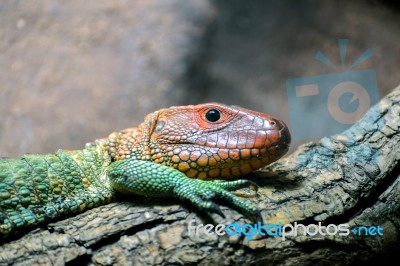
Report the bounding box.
[108,103,290,179]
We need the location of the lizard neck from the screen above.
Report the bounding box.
[105,111,158,161]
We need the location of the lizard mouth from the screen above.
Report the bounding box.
[190,118,291,150]
[169,119,291,179]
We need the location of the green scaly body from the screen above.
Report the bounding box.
[0,103,290,238]
[0,143,113,236]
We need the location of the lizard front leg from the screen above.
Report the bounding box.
[107,159,261,222]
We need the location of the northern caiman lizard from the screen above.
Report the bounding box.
[0,103,290,238]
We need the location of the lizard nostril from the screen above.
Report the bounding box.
[271,119,287,132]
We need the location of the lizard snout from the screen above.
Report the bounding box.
[272,118,291,147]
[267,118,291,158]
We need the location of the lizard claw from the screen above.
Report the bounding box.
[200,202,225,218]
[174,178,260,222]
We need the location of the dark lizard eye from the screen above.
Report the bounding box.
[205,109,221,122]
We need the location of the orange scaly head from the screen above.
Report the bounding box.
[107,103,291,179]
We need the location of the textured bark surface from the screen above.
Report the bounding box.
[0,86,398,265]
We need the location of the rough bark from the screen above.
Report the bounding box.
[0,85,399,266]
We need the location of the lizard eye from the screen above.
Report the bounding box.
[155,120,165,133]
[205,109,221,122]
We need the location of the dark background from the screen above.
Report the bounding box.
[0,0,399,157]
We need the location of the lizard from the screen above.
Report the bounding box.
[0,103,290,238]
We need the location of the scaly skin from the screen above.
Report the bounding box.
[0,103,290,238]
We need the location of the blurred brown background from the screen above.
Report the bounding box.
[0,0,399,157]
